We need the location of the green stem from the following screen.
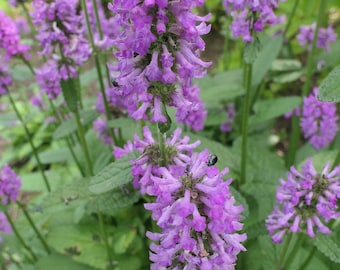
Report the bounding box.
[284,234,305,269]
[20,56,35,76]
[90,0,111,85]
[300,246,316,270]
[6,90,51,192]
[283,0,300,38]
[286,0,326,166]
[48,100,85,177]
[17,202,51,254]
[157,127,166,167]
[98,213,114,269]
[285,115,300,167]
[332,150,340,169]
[240,63,252,185]
[4,211,38,262]
[75,76,84,109]
[80,0,117,145]
[302,0,326,96]
[20,2,35,36]
[74,108,94,176]
[276,233,293,270]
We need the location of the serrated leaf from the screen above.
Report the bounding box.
[87,186,140,214]
[198,69,244,107]
[53,110,98,139]
[318,65,340,102]
[89,152,138,194]
[249,96,301,125]
[313,235,340,263]
[244,37,262,64]
[47,225,108,269]
[245,221,268,240]
[183,132,239,175]
[252,35,283,87]
[61,78,78,112]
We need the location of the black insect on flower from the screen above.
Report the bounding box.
[206,154,218,166]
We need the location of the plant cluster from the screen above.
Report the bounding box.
[0,0,340,269]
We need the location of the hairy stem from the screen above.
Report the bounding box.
[17,202,51,254]
[276,233,293,270]
[240,63,253,185]
[4,211,38,262]
[7,90,51,192]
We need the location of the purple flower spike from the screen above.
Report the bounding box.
[300,87,338,150]
[0,10,31,60]
[114,126,200,195]
[0,212,12,243]
[146,150,246,269]
[35,60,61,100]
[223,0,286,42]
[31,0,92,78]
[266,158,340,243]
[0,164,21,205]
[297,23,337,52]
[107,0,210,130]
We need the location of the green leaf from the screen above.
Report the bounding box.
[313,235,340,263]
[53,110,98,139]
[252,35,283,87]
[87,187,140,214]
[318,65,340,102]
[89,152,138,194]
[271,59,302,71]
[38,148,71,164]
[245,221,268,240]
[249,96,301,125]
[61,78,78,112]
[205,108,228,126]
[199,69,244,107]
[183,132,239,174]
[244,36,262,64]
[298,150,337,172]
[47,225,108,269]
[112,227,137,254]
[230,186,249,220]
[272,71,303,84]
[11,65,33,81]
[107,118,140,140]
[36,254,95,270]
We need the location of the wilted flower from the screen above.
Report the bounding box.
[0,164,21,205]
[297,23,337,52]
[266,158,340,243]
[300,87,338,150]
